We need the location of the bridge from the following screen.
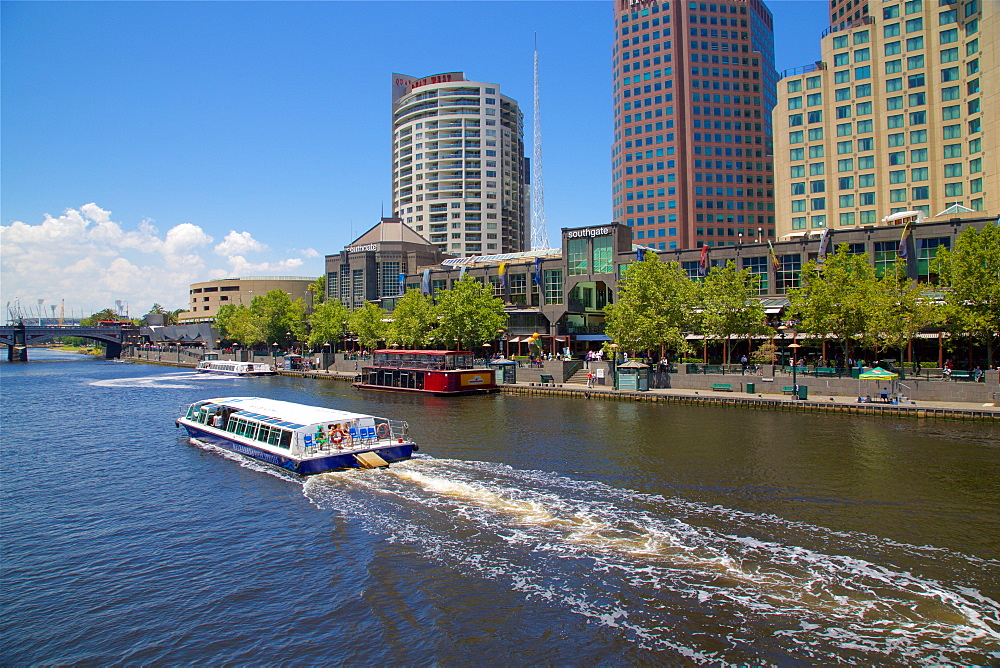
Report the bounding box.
[0,322,135,361]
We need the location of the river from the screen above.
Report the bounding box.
[2,349,998,664]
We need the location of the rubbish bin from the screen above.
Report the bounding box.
[797,385,808,400]
[746,382,755,393]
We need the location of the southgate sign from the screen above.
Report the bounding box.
[565,227,612,239]
[347,243,379,253]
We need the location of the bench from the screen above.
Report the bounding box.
[539,374,555,384]
[703,365,723,374]
[948,370,972,381]
[814,367,838,376]
[782,386,796,395]
[711,383,733,391]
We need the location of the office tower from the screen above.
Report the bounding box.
[611,0,778,251]
[391,72,529,257]
[774,0,997,237]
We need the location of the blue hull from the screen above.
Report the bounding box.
[182,424,414,475]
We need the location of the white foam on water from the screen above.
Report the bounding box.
[301,456,1000,663]
[90,371,205,389]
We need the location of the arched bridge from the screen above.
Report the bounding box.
[0,323,134,361]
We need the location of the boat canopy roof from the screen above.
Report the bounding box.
[197,397,374,429]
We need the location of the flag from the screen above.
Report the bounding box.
[498,262,507,290]
[421,268,431,295]
[533,256,543,287]
[398,272,405,296]
[816,228,830,267]
[636,247,646,262]
[897,218,912,260]
[698,244,709,277]
[767,240,781,273]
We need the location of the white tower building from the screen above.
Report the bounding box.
[391,72,529,257]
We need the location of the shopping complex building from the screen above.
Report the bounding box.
[390,72,529,257]
[327,212,993,355]
[177,276,316,324]
[773,0,998,236]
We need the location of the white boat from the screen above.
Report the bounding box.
[175,396,418,475]
[196,360,275,376]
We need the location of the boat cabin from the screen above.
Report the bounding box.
[355,349,497,395]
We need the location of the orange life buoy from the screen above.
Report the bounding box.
[331,429,345,445]
[376,423,390,439]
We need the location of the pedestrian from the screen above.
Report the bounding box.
[586,371,594,388]
[740,354,748,374]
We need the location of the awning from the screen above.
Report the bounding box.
[764,307,784,314]
[575,334,612,341]
[507,336,523,343]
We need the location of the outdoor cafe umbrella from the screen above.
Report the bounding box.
[858,366,899,399]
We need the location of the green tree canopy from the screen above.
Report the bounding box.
[386,289,437,349]
[697,260,769,362]
[788,244,879,361]
[308,275,326,305]
[306,298,350,350]
[249,289,306,347]
[80,308,121,326]
[433,275,506,351]
[604,253,697,356]
[933,223,1000,367]
[349,301,388,352]
[215,303,264,347]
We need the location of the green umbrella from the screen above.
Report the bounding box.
[859,367,899,401]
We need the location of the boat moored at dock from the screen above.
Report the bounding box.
[176,396,417,474]
[354,349,497,395]
[195,360,275,376]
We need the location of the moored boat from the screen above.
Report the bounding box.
[354,349,497,395]
[195,360,275,376]
[175,396,417,475]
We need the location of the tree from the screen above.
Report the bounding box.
[933,223,1000,367]
[249,289,306,347]
[386,289,437,348]
[216,303,264,347]
[80,308,120,326]
[349,301,388,352]
[870,269,940,367]
[433,275,507,351]
[307,298,350,350]
[604,253,697,357]
[308,275,326,305]
[788,244,878,362]
[698,260,769,363]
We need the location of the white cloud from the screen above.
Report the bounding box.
[0,203,321,316]
[214,230,267,257]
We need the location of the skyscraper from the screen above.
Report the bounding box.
[391,72,529,257]
[611,0,778,251]
[773,0,997,237]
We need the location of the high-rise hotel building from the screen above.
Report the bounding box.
[391,72,529,257]
[611,0,778,251]
[774,0,997,237]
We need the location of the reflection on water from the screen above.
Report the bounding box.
[2,350,999,664]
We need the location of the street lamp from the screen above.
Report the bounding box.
[757,227,763,243]
[788,342,802,399]
[272,342,279,365]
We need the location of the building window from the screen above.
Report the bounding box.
[593,235,614,274]
[874,241,897,277]
[544,269,563,305]
[567,237,588,275]
[776,254,801,293]
[917,237,949,282]
[742,255,769,294]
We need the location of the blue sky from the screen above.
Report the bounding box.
[1,0,828,317]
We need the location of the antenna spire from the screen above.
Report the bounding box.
[531,34,550,251]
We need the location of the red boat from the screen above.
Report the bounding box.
[354,350,498,395]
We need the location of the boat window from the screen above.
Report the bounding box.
[267,427,281,447]
[279,430,292,449]
[244,421,259,440]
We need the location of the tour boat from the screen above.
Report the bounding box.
[354,349,498,395]
[196,360,275,376]
[175,396,418,475]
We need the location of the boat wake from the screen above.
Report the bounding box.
[302,456,1000,663]
[91,371,205,389]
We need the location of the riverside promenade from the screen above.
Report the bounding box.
[124,352,999,422]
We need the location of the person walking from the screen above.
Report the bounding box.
[586,371,594,388]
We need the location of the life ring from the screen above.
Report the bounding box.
[331,429,345,445]
[376,423,390,439]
